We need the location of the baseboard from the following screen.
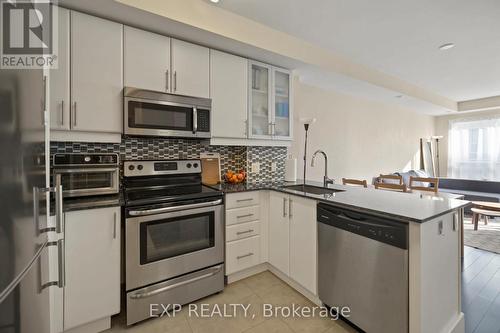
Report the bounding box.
[267,265,321,306]
[226,263,268,283]
[64,317,111,333]
[226,263,321,306]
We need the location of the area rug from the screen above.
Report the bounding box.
[463,217,500,254]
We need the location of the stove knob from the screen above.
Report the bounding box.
[128,165,135,171]
[186,163,192,168]
[193,163,199,168]
[137,164,143,170]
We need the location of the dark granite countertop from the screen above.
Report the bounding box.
[207,180,470,223]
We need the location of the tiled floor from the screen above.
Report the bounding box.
[108,271,356,333]
[108,246,500,333]
[462,246,500,333]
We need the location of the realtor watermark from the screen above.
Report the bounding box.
[1,0,58,68]
[150,303,351,321]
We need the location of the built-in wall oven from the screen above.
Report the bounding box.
[123,160,224,325]
[52,154,119,198]
[124,87,211,138]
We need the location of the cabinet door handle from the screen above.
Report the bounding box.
[236,229,254,236]
[60,100,64,125]
[237,213,254,219]
[236,198,253,203]
[237,253,254,260]
[43,75,47,111]
[58,239,65,288]
[72,102,77,127]
[283,198,288,217]
[113,212,117,239]
[289,198,293,219]
[173,71,177,92]
[166,69,169,91]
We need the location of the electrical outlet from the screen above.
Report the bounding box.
[271,162,277,172]
[251,162,260,173]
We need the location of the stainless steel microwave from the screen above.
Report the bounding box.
[124,87,211,138]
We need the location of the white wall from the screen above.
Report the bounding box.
[435,108,500,177]
[291,77,435,183]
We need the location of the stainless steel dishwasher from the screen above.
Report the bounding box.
[317,202,409,333]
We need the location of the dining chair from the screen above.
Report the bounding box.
[374,182,407,192]
[409,176,439,193]
[377,174,403,185]
[342,178,368,188]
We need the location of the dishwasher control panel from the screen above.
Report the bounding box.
[317,203,408,249]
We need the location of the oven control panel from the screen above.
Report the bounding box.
[124,160,201,177]
[53,153,119,166]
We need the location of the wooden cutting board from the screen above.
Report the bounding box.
[201,153,221,185]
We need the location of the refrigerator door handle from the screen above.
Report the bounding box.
[33,186,64,234]
[55,185,64,234]
[39,239,65,290]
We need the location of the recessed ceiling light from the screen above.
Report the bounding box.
[439,43,455,50]
[210,0,220,3]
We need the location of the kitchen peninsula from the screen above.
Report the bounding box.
[217,180,469,333]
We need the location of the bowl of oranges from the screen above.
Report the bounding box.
[225,170,246,184]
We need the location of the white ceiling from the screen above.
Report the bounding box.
[216,0,500,102]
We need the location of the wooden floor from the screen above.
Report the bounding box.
[462,246,500,333]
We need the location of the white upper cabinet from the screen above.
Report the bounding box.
[71,11,123,133]
[272,68,292,140]
[210,50,248,139]
[171,39,210,98]
[124,26,171,92]
[248,61,292,141]
[49,7,70,131]
[249,61,272,138]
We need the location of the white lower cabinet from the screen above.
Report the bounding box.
[225,192,265,275]
[268,192,317,294]
[226,236,261,274]
[268,191,290,275]
[64,207,120,331]
[288,195,317,294]
[226,221,261,242]
[226,190,317,296]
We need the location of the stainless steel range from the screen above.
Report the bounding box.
[123,160,224,325]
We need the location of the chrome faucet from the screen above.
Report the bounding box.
[311,150,334,187]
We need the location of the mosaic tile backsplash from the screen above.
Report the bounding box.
[50,138,287,184]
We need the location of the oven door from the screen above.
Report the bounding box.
[54,167,119,197]
[125,198,223,290]
[124,97,210,138]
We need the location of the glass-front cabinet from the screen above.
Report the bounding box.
[248,60,292,140]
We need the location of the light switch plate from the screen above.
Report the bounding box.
[252,162,260,173]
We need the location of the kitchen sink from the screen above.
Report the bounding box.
[283,184,345,195]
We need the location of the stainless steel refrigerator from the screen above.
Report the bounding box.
[0,66,63,332]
